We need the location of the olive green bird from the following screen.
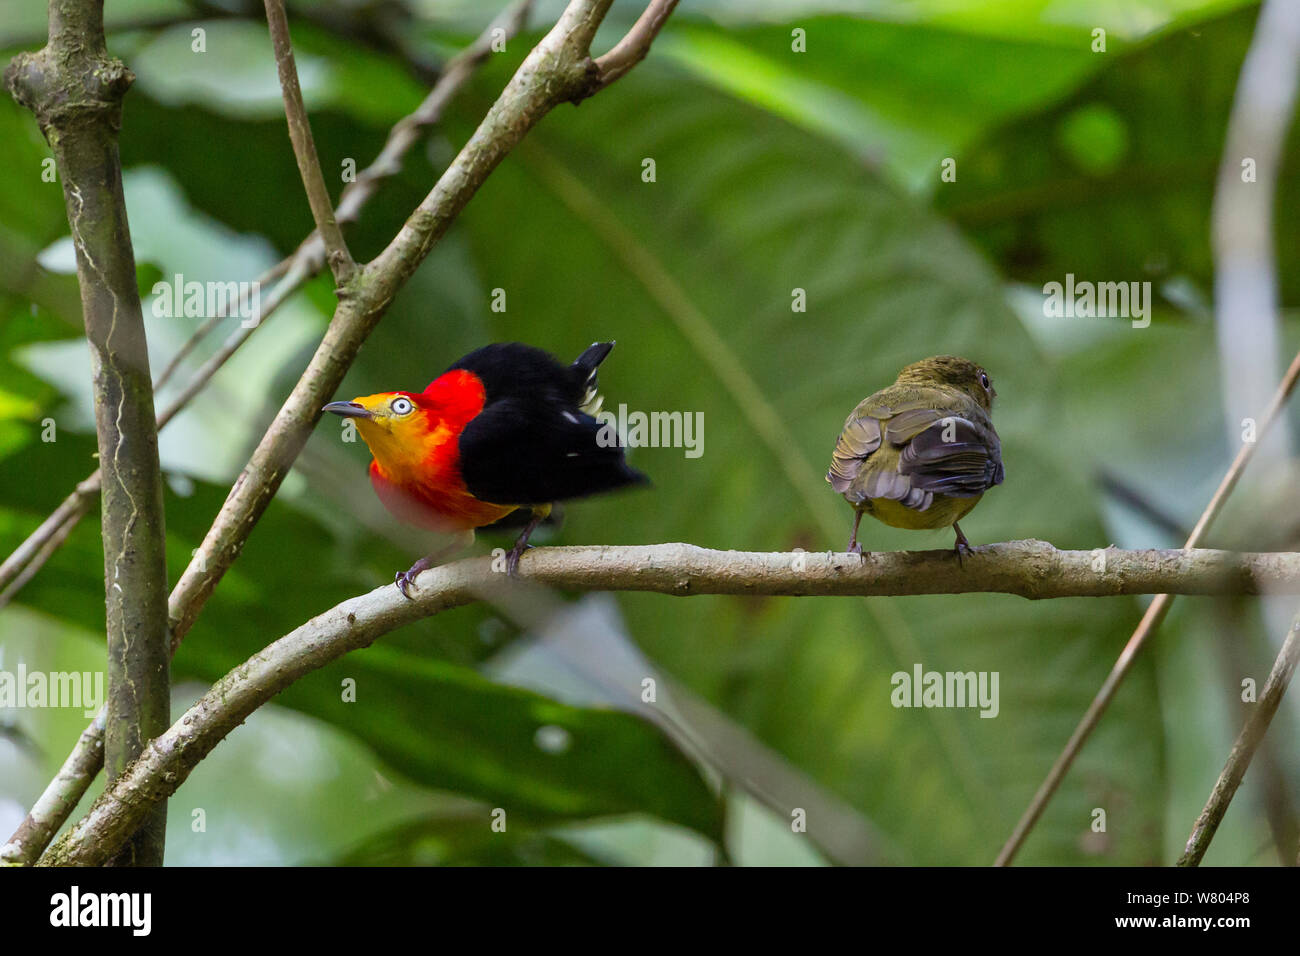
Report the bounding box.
[827,355,1004,560]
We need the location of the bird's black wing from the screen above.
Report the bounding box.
[448,341,615,409]
[457,397,646,506]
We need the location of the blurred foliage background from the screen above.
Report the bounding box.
[1,0,1298,865]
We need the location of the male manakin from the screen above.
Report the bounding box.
[324,341,646,595]
[827,355,1004,560]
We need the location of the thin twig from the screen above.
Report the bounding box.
[0,712,105,866]
[0,505,80,606]
[332,0,535,231]
[994,348,1300,866]
[262,0,355,284]
[592,0,679,90]
[1178,611,1300,865]
[152,257,291,392]
[35,541,1300,866]
[0,475,98,600]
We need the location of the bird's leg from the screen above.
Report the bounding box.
[847,510,865,558]
[506,505,551,576]
[396,530,475,599]
[952,521,973,568]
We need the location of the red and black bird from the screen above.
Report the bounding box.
[323,342,646,595]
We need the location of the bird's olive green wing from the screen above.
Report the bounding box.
[827,387,1004,511]
[827,413,883,493]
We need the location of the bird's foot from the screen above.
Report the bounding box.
[505,541,532,577]
[503,508,547,577]
[395,555,435,599]
[395,570,416,599]
[952,522,973,569]
[846,511,865,561]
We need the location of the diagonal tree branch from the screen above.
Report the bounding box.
[994,3,1300,853]
[262,0,355,284]
[0,1,536,613]
[166,0,629,647]
[995,347,1300,866]
[4,0,171,866]
[1178,610,1300,865]
[37,541,1300,866]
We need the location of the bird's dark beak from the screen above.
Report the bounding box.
[322,401,373,419]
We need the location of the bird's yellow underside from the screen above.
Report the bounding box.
[860,492,982,531]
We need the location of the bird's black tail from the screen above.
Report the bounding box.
[572,341,615,414]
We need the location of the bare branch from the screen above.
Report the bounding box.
[262,0,355,284]
[0,475,98,602]
[0,712,105,866]
[332,0,535,231]
[151,257,291,393]
[995,346,1300,866]
[37,541,1300,866]
[1178,612,1300,866]
[593,0,679,89]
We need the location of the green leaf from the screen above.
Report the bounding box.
[129,20,427,123]
[335,812,615,866]
[660,18,1101,193]
[939,5,1300,305]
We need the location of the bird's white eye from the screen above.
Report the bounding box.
[390,397,414,416]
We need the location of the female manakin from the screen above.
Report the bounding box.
[827,355,1004,560]
[324,341,646,595]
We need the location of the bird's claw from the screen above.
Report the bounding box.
[953,541,973,569]
[395,570,416,599]
[505,542,532,577]
[847,542,865,562]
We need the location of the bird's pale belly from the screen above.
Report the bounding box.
[862,493,981,530]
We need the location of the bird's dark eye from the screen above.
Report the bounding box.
[979,372,990,389]
[390,397,414,416]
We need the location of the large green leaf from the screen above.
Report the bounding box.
[939,5,1300,305]
[178,639,725,841]
[659,17,1100,193]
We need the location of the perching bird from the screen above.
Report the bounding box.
[324,341,646,595]
[826,355,1004,560]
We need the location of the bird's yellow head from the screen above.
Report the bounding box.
[322,392,451,482]
[895,355,996,411]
